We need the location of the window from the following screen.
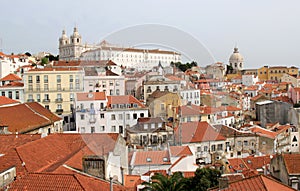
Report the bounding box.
[28,85,33,91]
[161,104,164,110]
[16,91,19,99]
[36,94,41,102]
[1,92,5,96]
[197,146,201,152]
[116,89,120,95]
[28,76,32,83]
[45,105,49,110]
[100,113,104,118]
[111,114,116,120]
[36,84,40,91]
[126,114,130,120]
[36,75,40,83]
[69,75,73,82]
[211,145,216,152]
[44,75,48,83]
[70,83,73,90]
[81,127,85,133]
[8,91,12,99]
[91,126,95,133]
[80,114,85,120]
[133,113,137,119]
[217,144,223,151]
[100,126,105,131]
[70,93,74,101]
[75,83,80,90]
[57,75,61,83]
[244,140,248,146]
[44,84,49,91]
[57,104,62,109]
[57,84,61,91]
[111,126,116,132]
[118,114,123,120]
[119,126,123,134]
[204,146,208,152]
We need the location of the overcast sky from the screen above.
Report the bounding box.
[0,0,299,68]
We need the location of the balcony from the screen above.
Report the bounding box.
[43,99,51,103]
[27,99,35,102]
[55,109,63,115]
[89,117,96,123]
[55,98,63,103]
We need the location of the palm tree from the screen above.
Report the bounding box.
[141,172,187,191]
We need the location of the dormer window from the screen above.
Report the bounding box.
[146,157,152,162]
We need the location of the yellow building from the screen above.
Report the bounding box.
[268,66,298,82]
[147,90,181,120]
[257,66,268,81]
[23,68,84,116]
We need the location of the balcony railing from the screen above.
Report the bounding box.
[89,117,96,123]
[43,99,51,103]
[56,109,63,115]
[55,98,63,103]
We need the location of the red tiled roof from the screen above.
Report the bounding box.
[124,175,143,191]
[249,126,277,139]
[0,81,24,87]
[76,92,106,101]
[0,134,41,154]
[0,102,62,133]
[8,172,85,191]
[209,174,296,191]
[0,73,22,81]
[107,95,145,108]
[169,146,193,157]
[15,134,119,173]
[133,150,171,165]
[175,121,226,143]
[0,96,20,106]
[180,104,201,116]
[282,153,300,174]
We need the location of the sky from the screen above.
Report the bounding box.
[0,0,300,68]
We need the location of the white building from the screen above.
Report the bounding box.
[0,73,24,103]
[75,92,149,136]
[0,53,31,79]
[58,27,181,70]
[180,88,200,106]
[83,65,125,96]
[242,74,259,87]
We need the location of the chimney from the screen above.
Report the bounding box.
[219,176,229,189]
[82,155,105,178]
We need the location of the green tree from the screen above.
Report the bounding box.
[142,172,188,191]
[186,168,221,191]
[41,57,49,65]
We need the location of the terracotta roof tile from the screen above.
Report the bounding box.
[0,73,22,81]
[0,103,61,133]
[107,95,145,108]
[8,172,85,191]
[133,150,171,165]
[15,134,119,173]
[76,92,106,101]
[175,121,226,143]
[0,96,20,106]
[169,146,193,157]
[209,174,296,191]
[282,153,300,174]
[0,81,24,87]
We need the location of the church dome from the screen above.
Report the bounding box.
[229,47,244,63]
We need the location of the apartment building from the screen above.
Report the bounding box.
[23,68,84,130]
